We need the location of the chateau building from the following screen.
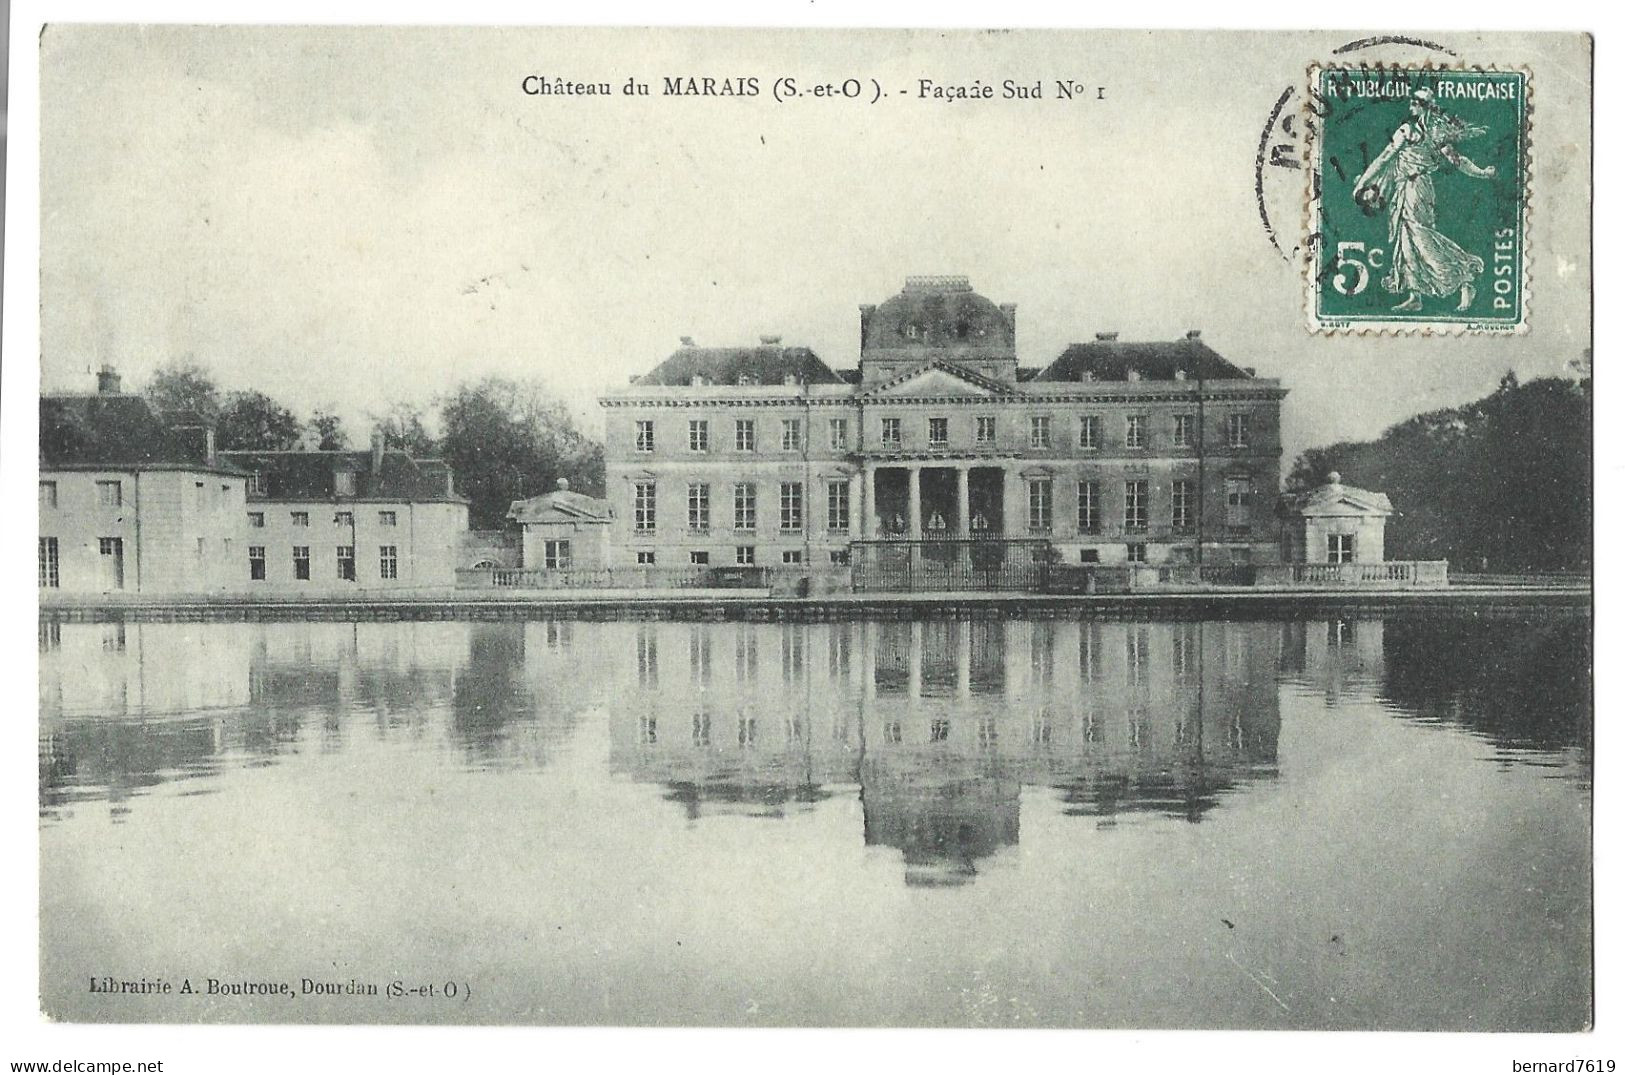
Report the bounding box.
[599,276,1287,574]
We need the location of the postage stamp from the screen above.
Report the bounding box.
[1308,65,1530,333]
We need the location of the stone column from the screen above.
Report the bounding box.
[956,466,971,538]
[863,466,877,540]
[907,466,922,540]
[1002,468,1023,537]
[848,473,862,544]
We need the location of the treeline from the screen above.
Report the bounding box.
[145,362,604,529]
[1289,367,1591,573]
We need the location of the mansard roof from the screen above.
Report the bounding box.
[220,449,463,502]
[40,393,234,472]
[635,343,843,387]
[1034,336,1254,383]
[861,275,1016,356]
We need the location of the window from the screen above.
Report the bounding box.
[827,481,850,533]
[38,538,59,589]
[634,482,657,532]
[98,537,124,589]
[735,418,756,451]
[1225,477,1252,528]
[779,482,803,532]
[335,471,356,497]
[781,419,802,451]
[543,540,571,570]
[1172,480,1193,531]
[248,512,265,528]
[291,511,309,527]
[96,480,122,507]
[1174,414,1194,447]
[881,417,901,446]
[635,420,655,453]
[196,537,206,562]
[829,549,851,566]
[1125,415,1146,449]
[688,419,709,452]
[249,546,266,581]
[195,481,206,511]
[334,511,354,527]
[379,511,397,526]
[336,546,356,581]
[1227,413,1251,448]
[733,483,757,531]
[39,482,58,509]
[782,550,804,564]
[1028,478,1053,532]
[1078,480,1100,533]
[293,546,311,580]
[976,416,996,444]
[636,550,656,565]
[1126,542,1148,563]
[928,417,949,446]
[1124,480,1149,532]
[687,483,711,533]
[828,418,848,450]
[1079,415,1100,450]
[249,471,266,495]
[689,550,710,566]
[1029,416,1052,449]
[931,719,951,743]
[735,545,755,565]
[1328,534,1356,564]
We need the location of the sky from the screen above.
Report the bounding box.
[38,26,1592,463]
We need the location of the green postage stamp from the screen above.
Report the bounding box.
[1308,65,1529,333]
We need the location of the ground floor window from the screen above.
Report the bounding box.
[1126,542,1148,563]
[829,549,851,565]
[337,545,356,581]
[689,550,710,566]
[380,544,399,579]
[782,550,804,564]
[1328,534,1355,563]
[636,550,656,565]
[1027,478,1052,533]
[38,538,59,588]
[293,546,311,580]
[1230,546,1253,565]
[1079,548,1099,563]
[736,545,755,565]
[543,539,571,570]
[98,537,124,590]
[249,545,266,580]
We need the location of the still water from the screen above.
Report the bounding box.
[39,613,1590,1029]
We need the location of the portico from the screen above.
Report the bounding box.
[863,461,1010,540]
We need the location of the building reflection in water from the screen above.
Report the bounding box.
[606,618,1284,886]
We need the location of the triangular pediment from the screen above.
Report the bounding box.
[864,360,1016,399]
[1295,490,1393,517]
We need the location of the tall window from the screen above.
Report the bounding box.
[293,546,311,580]
[881,417,901,446]
[688,419,709,452]
[1174,414,1194,447]
[781,418,802,451]
[635,420,655,453]
[98,537,124,589]
[976,416,996,444]
[687,482,711,533]
[1172,480,1193,530]
[735,545,755,565]
[733,483,757,530]
[828,418,848,450]
[39,482,58,509]
[249,545,266,581]
[779,482,803,532]
[96,480,122,507]
[1029,416,1052,449]
[827,481,850,532]
[1225,477,1252,528]
[1028,478,1053,532]
[1328,534,1356,564]
[38,538,59,589]
[735,418,756,451]
[1077,480,1100,533]
[634,482,657,532]
[1079,415,1100,450]
[544,540,571,569]
[337,545,356,581]
[1125,415,1146,449]
[928,417,949,446]
[1227,413,1251,448]
[379,545,398,579]
[1124,480,1148,532]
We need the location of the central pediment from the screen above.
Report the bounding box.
[863,360,1018,399]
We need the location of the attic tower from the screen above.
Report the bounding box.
[858,276,1018,385]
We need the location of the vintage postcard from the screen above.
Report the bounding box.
[18,20,1594,1058]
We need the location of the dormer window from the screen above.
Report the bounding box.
[335,471,356,496]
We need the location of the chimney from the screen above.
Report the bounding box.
[679,336,695,347]
[760,335,782,346]
[96,365,122,394]
[859,305,875,348]
[1186,329,1202,339]
[1095,331,1119,341]
[999,303,1017,342]
[371,429,385,473]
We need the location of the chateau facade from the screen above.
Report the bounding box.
[600,276,1287,572]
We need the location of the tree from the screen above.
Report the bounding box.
[310,409,349,451]
[437,377,605,528]
[216,391,304,451]
[145,361,222,422]
[370,401,439,456]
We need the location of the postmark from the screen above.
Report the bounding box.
[1307,64,1530,333]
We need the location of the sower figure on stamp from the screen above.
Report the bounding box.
[1354,87,1498,312]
